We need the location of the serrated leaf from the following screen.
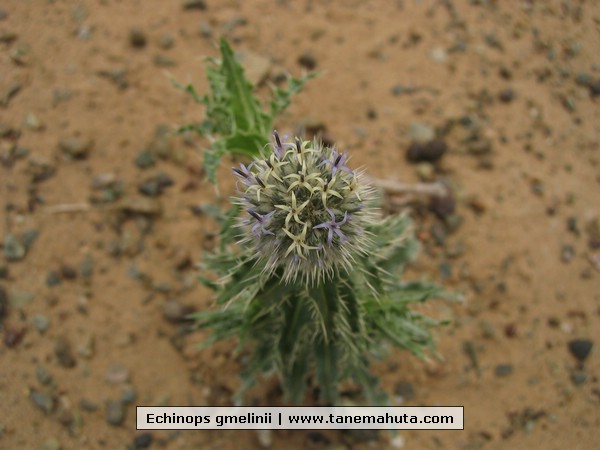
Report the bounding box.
[219,38,270,136]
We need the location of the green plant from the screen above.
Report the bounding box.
[193,133,455,404]
[183,39,455,405]
[174,38,315,184]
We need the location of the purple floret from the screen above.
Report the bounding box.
[318,150,353,177]
[248,209,275,237]
[313,208,349,246]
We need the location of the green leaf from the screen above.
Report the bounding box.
[223,131,268,157]
[219,38,270,136]
[174,38,314,184]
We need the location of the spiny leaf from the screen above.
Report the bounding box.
[219,38,270,135]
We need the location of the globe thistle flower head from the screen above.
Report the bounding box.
[234,131,376,283]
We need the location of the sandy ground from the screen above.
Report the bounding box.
[1,0,599,449]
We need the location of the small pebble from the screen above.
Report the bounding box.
[431,47,448,64]
[183,0,207,9]
[406,140,447,163]
[60,264,78,280]
[106,364,130,384]
[467,139,492,155]
[480,321,496,339]
[118,197,162,216]
[24,113,44,131]
[571,371,587,386]
[575,72,592,86]
[59,137,93,159]
[121,385,137,404]
[0,286,7,320]
[30,390,55,414]
[568,339,593,363]
[430,194,456,219]
[133,432,153,449]
[153,54,176,67]
[256,429,272,447]
[79,398,99,412]
[98,68,129,90]
[494,364,513,377]
[80,254,94,279]
[27,155,56,182]
[298,51,317,70]
[0,82,21,106]
[589,80,600,98]
[3,234,26,261]
[21,229,39,250]
[390,435,405,449]
[4,328,26,347]
[162,300,186,322]
[415,162,435,181]
[129,28,147,48]
[46,271,61,287]
[561,244,575,263]
[32,314,50,333]
[407,122,435,143]
[135,149,156,169]
[36,365,54,386]
[198,20,213,38]
[106,400,125,426]
[498,88,515,103]
[55,337,76,368]
[77,333,95,359]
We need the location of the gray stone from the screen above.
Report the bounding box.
[0,286,7,320]
[79,398,98,412]
[55,337,76,368]
[568,339,593,363]
[183,0,207,10]
[106,364,130,384]
[32,314,50,333]
[121,386,137,404]
[407,122,435,143]
[134,149,155,169]
[494,364,513,377]
[3,234,26,261]
[106,400,125,426]
[198,20,213,38]
[162,300,185,322]
[59,137,93,159]
[46,271,61,287]
[36,365,53,386]
[80,254,94,279]
[30,390,55,414]
[153,54,176,67]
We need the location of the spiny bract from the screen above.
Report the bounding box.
[234,131,376,283]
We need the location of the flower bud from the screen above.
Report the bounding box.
[234,131,376,283]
